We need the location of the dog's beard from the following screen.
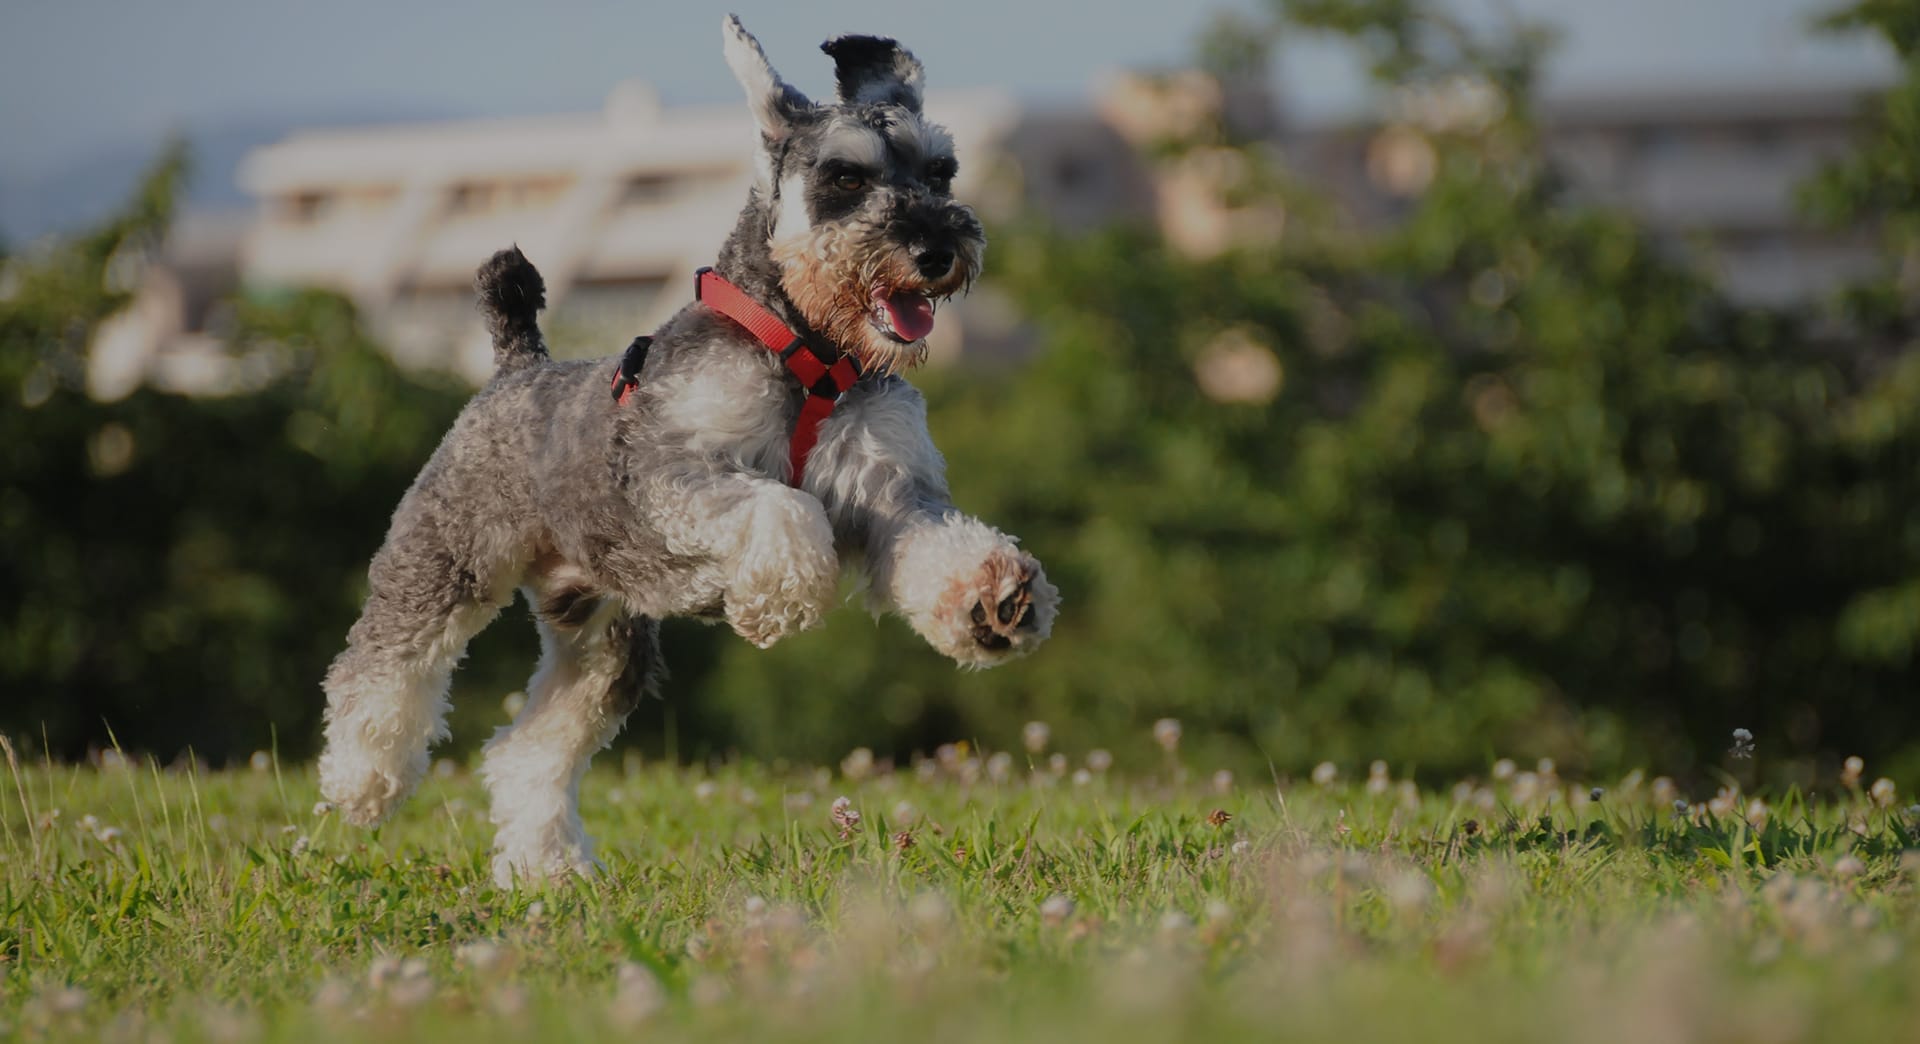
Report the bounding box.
[770,226,978,376]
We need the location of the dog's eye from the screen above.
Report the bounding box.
[925,160,957,188]
[833,173,866,192]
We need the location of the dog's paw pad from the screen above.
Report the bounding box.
[966,571,1039,651]
[938,547,1050,663]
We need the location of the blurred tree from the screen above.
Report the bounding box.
[693,0,1920,782]
[6,1,1918,783]
[0,146,537,762]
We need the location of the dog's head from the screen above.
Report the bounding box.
[723,16,985,373]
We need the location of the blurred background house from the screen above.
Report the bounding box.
[84,68,1880,395]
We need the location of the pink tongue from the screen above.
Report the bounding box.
[883,290,935,341]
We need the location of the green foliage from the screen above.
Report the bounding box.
[5,760,1920,1041]
[699,0,1920,781]
[6,0,1920,784]
[0,148,532,761]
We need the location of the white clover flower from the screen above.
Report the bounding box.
[1536,758,1556,778]
[986,751,1014,783]
[1087,749,1113,773]
[502,691,527,718]
[1204,899,1232,924]
[1040,894,1075,925]
[249,751,272,772]
[909,891,951,928]
[433,758,457,779]
[312,801,333,817]
[610,962,665,1026]
[1842,756,1865,787]
[891,800,917,826]
[96,826,122,845]
[1152,718,1182,753]
[456,941,506,974]
[693,781,718,802]
[1492,758,1516,782]
[311,978,353,1013]
[45,985,89,1015]
[1835,854,1866,879]
[1230,840,1252,857]
[79,814,100,834]
[291,835,311,857]
[1048,753,1069,777]
[1366,761,1390,795]
[1072,769,1093,787]
[784,791,815,812]
[841,747,875,781]
[489,982,529,1017]
[1023,721,1051,754]
[1871,778,1897,807]
[689,977,730,1008]
[743,896,768,918]
[1729,728,1755,758]
[830,796,861,838]
[1385,870,1434,914]
[1311,762,1338,786]
[367,955,403,989]
[1212,769,1234,793]
[1709,787,1740,817]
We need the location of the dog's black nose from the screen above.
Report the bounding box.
[914,248,955,280]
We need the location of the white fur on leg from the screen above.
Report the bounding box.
[885,514,1058,667]
[721,484,840,648]
[482,615,633,887]
[318,599,501,826]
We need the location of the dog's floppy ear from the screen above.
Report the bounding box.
[723,14,811,142]
[821,35,925,112]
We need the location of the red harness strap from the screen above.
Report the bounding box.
[611,268,862,486]
[616,267,861,487]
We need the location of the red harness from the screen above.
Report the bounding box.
[612,267,864,488]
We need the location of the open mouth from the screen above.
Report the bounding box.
[870,287,936,343]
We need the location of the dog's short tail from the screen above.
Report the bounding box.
[476,246,548,370]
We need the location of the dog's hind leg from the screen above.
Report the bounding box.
[481,580,662,886]
[319,516,516,827]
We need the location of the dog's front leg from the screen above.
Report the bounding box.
[647,471,840,647]
[807,379,1058,668]
[874,510,1057,667]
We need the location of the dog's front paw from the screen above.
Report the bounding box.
[935,546,1057,667]
[723,486,840,648]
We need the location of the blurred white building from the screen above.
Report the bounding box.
[84,73,1884,396]
[233,83,1138,382]
[1286,85,1882,305]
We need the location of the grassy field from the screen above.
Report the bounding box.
[4,734,1919,1043]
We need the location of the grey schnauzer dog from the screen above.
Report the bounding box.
[318,16,1058,885]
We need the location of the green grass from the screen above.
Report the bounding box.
[4,737,1919,1042]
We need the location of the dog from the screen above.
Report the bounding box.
[317,16,1058,886]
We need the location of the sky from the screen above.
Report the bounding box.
[0,0,1898,234]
